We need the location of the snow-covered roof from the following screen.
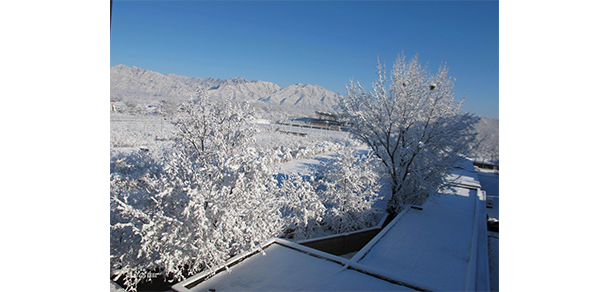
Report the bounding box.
[445,157,482,189]
[172,158,490,292]
[173,239,416,292]
[356,187,489,291]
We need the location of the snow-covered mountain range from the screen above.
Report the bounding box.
[111,64,340,116]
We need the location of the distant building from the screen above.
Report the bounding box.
[315,110,338,121]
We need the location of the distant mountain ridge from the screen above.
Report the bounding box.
[111,64,340,115]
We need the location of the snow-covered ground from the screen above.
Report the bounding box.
[273,143,366,178]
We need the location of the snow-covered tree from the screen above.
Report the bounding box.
[318,149,381,233]
[277,174,326,241]
[340,54,478,215]
[110,90,283,291]
[172,87,257,165]
[125,100,147,115]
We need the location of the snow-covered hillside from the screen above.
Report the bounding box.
[111,65,341,116]
[111,64,222,101]
[262,83,339,110]
[206,78,280,102]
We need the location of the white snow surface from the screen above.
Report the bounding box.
[181,242,415,292]
[272,143,367,176]
[444,157,483,189]
[357,188,480,291]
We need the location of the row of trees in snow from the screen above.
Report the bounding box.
[110,89,381,291]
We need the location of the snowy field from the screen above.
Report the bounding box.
[110,113,173,148]
[111,112,353,160]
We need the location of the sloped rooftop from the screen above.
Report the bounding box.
[356,187,488,291]
[174,239,416,292]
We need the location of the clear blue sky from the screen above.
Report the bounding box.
[111,0,498,118]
